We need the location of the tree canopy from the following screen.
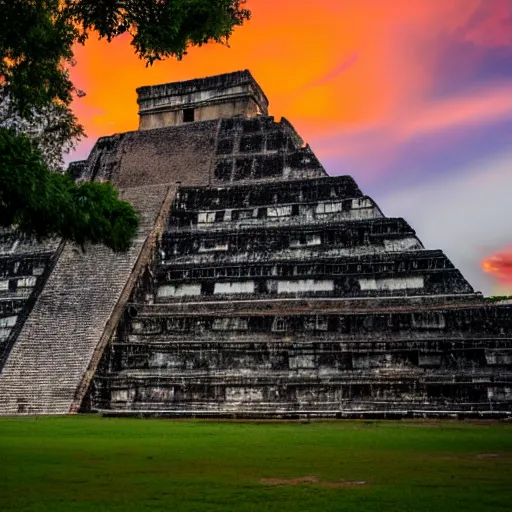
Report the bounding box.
[0,0,250,251]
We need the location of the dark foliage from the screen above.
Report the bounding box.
[0,128,139,252]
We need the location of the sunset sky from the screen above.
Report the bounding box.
[68,0,512,296]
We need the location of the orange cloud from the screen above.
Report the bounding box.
[482,246,512,285]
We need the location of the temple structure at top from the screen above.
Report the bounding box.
[137,70,269,130]
[0,70,511,417]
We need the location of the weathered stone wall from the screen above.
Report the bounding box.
[73,121,220,189]
[1,111,223,395]
[139,98,262,131]
[212,116,326,183]
[94,298,512,416]
[73,113,327,192]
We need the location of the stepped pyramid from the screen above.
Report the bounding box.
[1,70,511,417]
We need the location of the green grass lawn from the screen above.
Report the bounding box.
[0,416,511,511]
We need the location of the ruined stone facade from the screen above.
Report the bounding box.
[1,70,511,417]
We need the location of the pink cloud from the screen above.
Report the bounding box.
[398,83,512,138]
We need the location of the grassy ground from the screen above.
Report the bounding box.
[0,416,511,512]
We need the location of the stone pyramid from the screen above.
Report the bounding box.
[1,70,511,417]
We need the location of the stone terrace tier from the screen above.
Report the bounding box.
[155,178,472,302]
[154,251,473,300]
[93,296,512,417]
[161,217,420,265]
[213,116,326,183]
[167,176,371,231]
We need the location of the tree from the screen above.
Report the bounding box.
[0,0,250,251]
